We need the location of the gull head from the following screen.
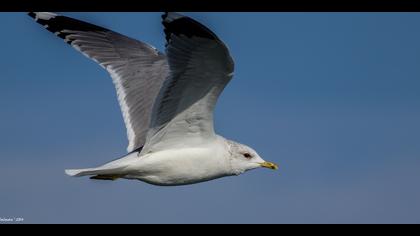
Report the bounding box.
[226,140,278,175]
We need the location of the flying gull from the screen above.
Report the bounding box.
[28,12,278,186]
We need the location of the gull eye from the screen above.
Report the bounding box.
[243,153,252,159]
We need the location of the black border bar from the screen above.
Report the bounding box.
[3,0,420,11]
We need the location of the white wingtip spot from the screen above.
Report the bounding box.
[65,169,81,177]
[34,12,57,21]
[164,12,185,22]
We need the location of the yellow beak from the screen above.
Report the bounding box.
[260,161,278,170]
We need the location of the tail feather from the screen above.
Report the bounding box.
[65,169,85,177]
[65,166,126,178]
[65,168,101,177]
[64,153,136,179]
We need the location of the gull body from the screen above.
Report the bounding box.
[66,136,268,186]
[128,147,229,186]
[112,136,231,186]
[29,12,278,186]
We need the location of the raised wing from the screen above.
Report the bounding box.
[28,12,169,152]
[141,12,235,154]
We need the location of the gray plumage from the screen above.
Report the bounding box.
[28,12,170,152]
[28,12,278,186]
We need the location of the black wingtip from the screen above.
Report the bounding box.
[28,12,36,19]
[27,12,108,45]
[161,12,168,20]
[162,12,219,45]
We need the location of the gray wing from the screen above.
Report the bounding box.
[28,12,169,152]
[141,12,235,154]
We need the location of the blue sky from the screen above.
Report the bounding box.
[1,12,420,223]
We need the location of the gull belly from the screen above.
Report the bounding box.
[125,144,231,186]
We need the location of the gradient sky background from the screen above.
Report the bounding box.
[1,12,420,224]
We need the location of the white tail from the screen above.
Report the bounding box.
[65,168,102,177]
[65,169,84,177]
[64,153,136,179]
[65,166,126,178]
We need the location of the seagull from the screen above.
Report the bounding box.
[28,12,278,186]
